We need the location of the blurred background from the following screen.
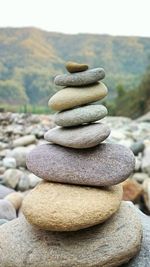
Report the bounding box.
[0,0,150,217]
[0,0,149,117]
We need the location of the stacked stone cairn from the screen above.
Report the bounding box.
[21,62,143,267]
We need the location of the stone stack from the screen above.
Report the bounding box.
[7,62,142,266]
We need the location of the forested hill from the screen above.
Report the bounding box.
[0,27,150,106]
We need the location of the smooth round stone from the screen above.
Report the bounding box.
[55,104,108,127]
[0,199,16,220]
[22,181,122,231]
[54,67,105,86]
[44,123,110,149]
[26,143,135,187]
[65,61,88,73]
[0,202,142,267]
[48,82,108,111]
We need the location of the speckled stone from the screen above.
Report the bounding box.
[0,202,142,267]
[122,202,150,267]
[65,61,88,73]
[26,143,135,186]
[55,104,108,127]
[44,123,110,148]
[54,68,105,86]
[23,181,122,231]
[48,82,108,111]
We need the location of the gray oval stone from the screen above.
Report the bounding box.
[54,68,105,86]
[55,104,108,127]
[44,123,110,149]
[26,143,135,186]
[0,202,142,267]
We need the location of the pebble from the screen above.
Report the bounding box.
[26,143,135,187]
[54,68,105,86]
[17,175,30,191]
[8,145,36,167]
[0,184,14,199]
[28,173,42,188]
[23,181,122,231]
[122,179,143,203]
[132,172,149,184]
[65,61,88,73]
[55,104,108,127]
[44,123,110,149]
[12,135,36,148]
[2,157,16,168]
[48,82,108,111]
[130,141,145,155]
[5,192,23,210]
[0,202,142,267]
[3,169,23,189]
[0,199,16,220]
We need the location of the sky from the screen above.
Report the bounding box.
[0,0,150,37]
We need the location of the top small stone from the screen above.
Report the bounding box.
[65,61,88,73]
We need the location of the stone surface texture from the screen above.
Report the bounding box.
[55,104,108,127]
[0,202,142,267]
[22,181,122,231]
[44,123,110,149]
[123,202,150,267]
[54,68,105,86]
[26,143,135,186]
[48,82,108,111]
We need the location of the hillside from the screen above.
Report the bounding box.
[0,27,150,108]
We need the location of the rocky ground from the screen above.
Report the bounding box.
[0,111,150,223]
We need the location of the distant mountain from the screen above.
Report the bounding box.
[0,27,150,107]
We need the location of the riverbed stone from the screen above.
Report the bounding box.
[123,202,150,267]
[0,199,16,220]
[22,181,122,231]
[48,82,108,111]
[12,135,36,148]
[0,184,14,199]
[65,61,88,73]
[54,67,105,86]
[55,104,108,127]
[0,202,142,267]
[3,169,23,189]
[26,143,135,186]
[5,192,23,210]
[2,157,16,168]
[44,123,110,149]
